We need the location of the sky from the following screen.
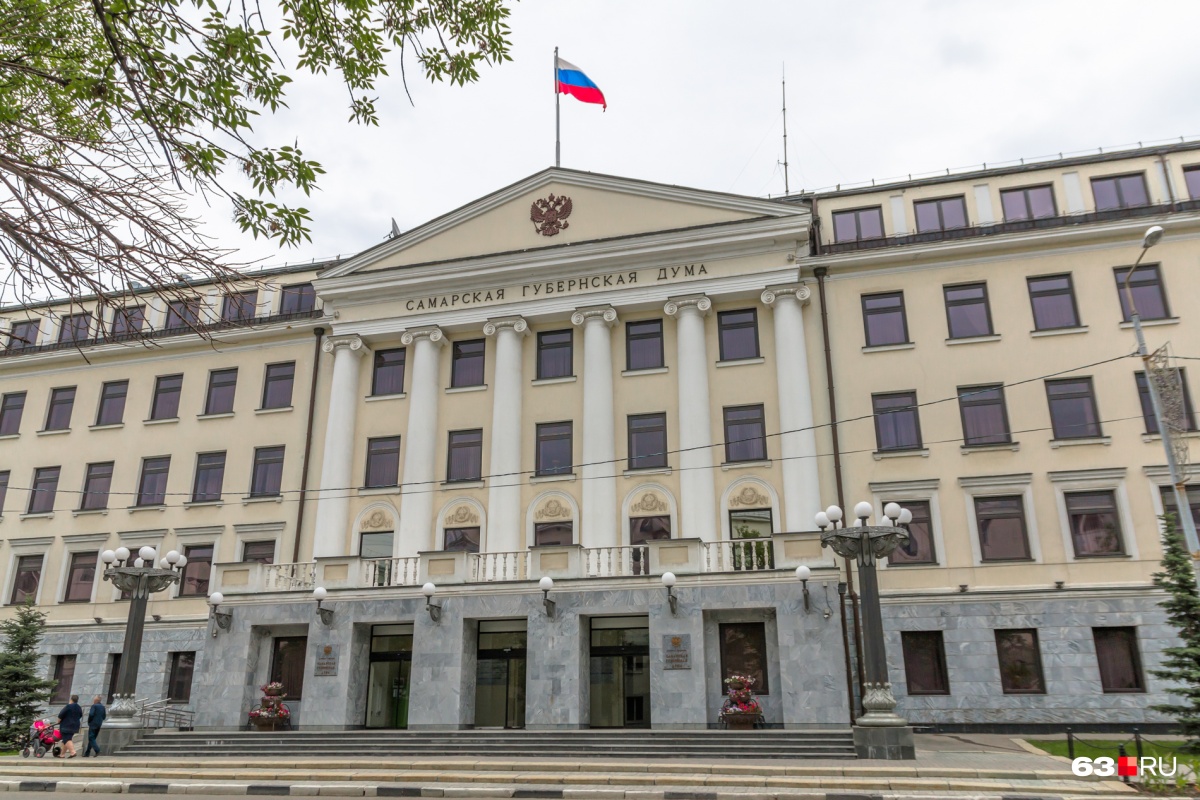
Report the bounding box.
[192,0,1200,270]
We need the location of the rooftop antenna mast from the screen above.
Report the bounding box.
[781,64,790,196]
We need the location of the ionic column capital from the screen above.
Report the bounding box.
[400,325,446,347]
[483,316,529,337]
[571,305,619,327]
[664,294,711,318]
[761,283,812,307]
[321,333,369,355]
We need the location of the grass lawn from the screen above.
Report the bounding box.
[1028,739,1188,760]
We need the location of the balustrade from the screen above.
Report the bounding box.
[363,557,419,588]
[264,562,316,591]
[701,539,776,573]
[584,545,652,577]
[469,551,530,582]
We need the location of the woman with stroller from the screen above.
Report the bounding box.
[56,694,83,758]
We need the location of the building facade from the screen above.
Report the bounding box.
[2,142,1199,731]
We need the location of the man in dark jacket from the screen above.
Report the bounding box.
[56,694,83,758]
[84,696,106,757]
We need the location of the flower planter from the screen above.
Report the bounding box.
[263,687,284,697]
[722,712,759,730]
[250,716,286,730]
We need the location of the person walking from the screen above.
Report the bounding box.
[84,695,106,757]
[56,694,83,758]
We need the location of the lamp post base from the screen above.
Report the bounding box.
[852,724,916,760]
[98,726,146,755]
[105,694,143,728]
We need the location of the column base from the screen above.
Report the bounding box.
[97,726,146,754]
[852,725,916,760]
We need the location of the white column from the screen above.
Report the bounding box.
[313,334,368,557]
[664,295,717,542]
[571,305,619,548]
[483,316,528,552]
[762,284,822,532]
[398,326,445,555]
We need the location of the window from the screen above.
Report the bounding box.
[723,405,767,463]
[535,422,573,476]
[365,436,401,488]
[1027,274,1080,330]
[250,446,284,497]
[626,320,664,371]
[279,283,316,314]
[914,195,968,232]
[861,292,908,347]
[80,462,113,510]
[447,430,483,482]
[44,386,76,431]
[167,652,196,703]
[63,552,96,602]
[1136,371,1196,434]
[718,622,769,694]
[0,471,8,514]
[242,541,275,564]
[1066,491,1126,557]
[261,362,295,409]
[630,516,670,544]
[1092,173,1149,210]
[58,312,92,343]
[8,319,39,350]
[110,306,146,337]
[372,349,406,396]
[887,500,936,565]
[1182,165,1200,200]
[729,509,774,569]
[730,509,773,541]
[136,456,170,505]
[628,413,667,470]
[165,299,200,330]
[995,629,1046,694]
[444,527,481,552]
[1094,628,1145,693]
[717,309,760,361]
[50,655,76,704]
[1000,185,1057,221]
[450,339,485,387]
[95,380,128,426]
[536,330,573,379]
[534,522,574,546]
[1046,378,1101,439]
[150,374,183,420]
[359,531,393,559]
[192,452,225,502]
[901,631,949,695]
[221,291,258,322]
[270,636,307,700]
[943,283,993,339]
[975,496,1031,561]
[1115,264,1170,321]
[28,467,59,514]
[0,392,26,435]
[832,206,884,242]
[872,392,921,451]
[180,545,213,596]
[204,368,238,415]
[958,385,1011,446]
[1161,485,1200,529]
[10,554,43,603]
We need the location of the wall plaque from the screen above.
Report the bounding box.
[663,634,691,670]
[314,644,339,677]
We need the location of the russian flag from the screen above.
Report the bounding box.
[557,57,606,110]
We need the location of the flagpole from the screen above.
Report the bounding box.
[554,46,561,167]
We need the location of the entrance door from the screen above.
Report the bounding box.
[365,624,413,728]
[589,617,651,728]
[474,620,527,728]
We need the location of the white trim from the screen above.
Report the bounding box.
[445,384,487,394]
[958,474,1042,567]
[4,547,47,606]
[1049,436,1112,449]
[719,477,781,542]
[1030,326,1088,338]
[58,547,101,604]
[714,357,765,368]
[620,483,679,546]
[621,367,668,377]
[862,342,915,354]
[531,376,577,386]
[364,393,407,402]
[174,540,218,599]
[233,524,283,565]
[1048,469,1139,562]
[435,496,488,552]
[526,489,580,548]
[945,334,1001,346]
[1119,317,1180,329]
[870,485,946,570]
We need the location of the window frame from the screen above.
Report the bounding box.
[974,494,1033,562]
[913,195,968,233]
[57,312,92,344]
[716,309,761,362]
[110,305,146,337]
[50,654,77,704]
[534,521,574,546]
[957,384,1012,447]
[150,374,183,420]
[536,329,574,380]
[883,499,937,566]
[535,421,573,476]
[191,451,226,503]
[1091,172,1150,211]
[1093,627,1145,694]
[627,412,668,471]
[995,628,1047,695]
[204,368,239,415]
[44,386,76,431]
[625,319,665,371]
[95,380,129,426]
[8,319,40,350]
[900,631,950,695]
[1114,264,1171,322]
[63,551,97,603]
[450,339,486,388]
[860,291,909,348]
[241,540,276,564]
[371,348,406,396]
[165,298,201,330]
[221,291,258,323]
[831,205,885,242]
[80,462,114,511]
[717,621,770,695]
[279,283,316,314]
[249,446,285,498]
[722,404,767,463]
[0,470,9,515]
[443,527,481,552]
[871,391,922,452]
[0,391,26,435]
[10,553,45,604]
[1062,488,1129,559]
[269,636,307,700]
[1045,377,1102,440]
[179,544,213,597]
[446,429,483,483]
[1027,273,1081,331]
[364,436,401,488]
[167,651,197,703]
[136,456,171,506]
[261,362,296,410]
[999,184,1057,222]
[942,282,994,340]
[28,466,60,514]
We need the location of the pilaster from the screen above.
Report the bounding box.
[483,317,528,552]
[313,334,368,558]
[664,295,717,542]
[398,326,445,555]
[572,305,619,548]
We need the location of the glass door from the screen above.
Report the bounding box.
[365,624,413,728]
[588,617,650,728]
[475,620,527,729]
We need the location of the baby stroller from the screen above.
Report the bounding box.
[20,719,62,758]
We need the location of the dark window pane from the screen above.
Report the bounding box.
[11,554,43,603]
[451,339,485,387]
[137,456,170,505]
[28,467,59,514]
[995,629,1045,694]
[1115,264,1169,321]
[0,392,26,435]
[833,206,885,242]
[1046,378,1101,439]
[0,471,9,513]
[1028,186,1057,218]
[901,631,949,694]
[205,368,238,414]
[729,509,774,569]
[192,452,225,502]
[534,522,574,546]
[723,405,766,462]
[873,392,921,451]
[242,541,275,564]
[251,446,284,497]
[940,197,967,228]
[1000,190,1029,221]
[719,622,769,695]
[832,211,859,242]
[862,292,907,347]
[81,462,113,510]
[444,527,480,552]
[629,516,670,545]
[50,655,76,704]
[180,545,213,596]
[64,552,96,602]
[372,348,406,396]
[360,531,394,559]
[959,385,1010,446]
[1093,174,1149,210]
[1161,485,1200,530]
[166,299,200,330]
[537,330,573,379]
[1092,178,1120,210]
[45,387,75,430]
[1067,491,1125,556]
[58,313,92,343]
[280,284,316,314]
[1186,167,1200,201]
[447,429,483,482]
[944,283,992,339]
[1094,627,1145,693]
[270,636,307,699]
[887,500,936,565]
[111,306,146,337]
[96,381,128,426]
[151,375,183,420]
[914,201,942,233]
[626,320,664,371]
[262,362,295,409]
[915,196,967,232]
[8,320,40,350]
[628,413,668,470]
[1000,186,1056,221]
[857,207,884,238]
[1119,174,1149,206]
[536,422,573,476]
[1028,274,1079,330]
[168,652,196,703]
[975,496,1031,560]
[717,309,759,361]
[221,291,258,322]
[365,436,401,488]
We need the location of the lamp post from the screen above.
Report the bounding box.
[99,546,187,731]
[818,502,916,759]
[1122,226,1200,558]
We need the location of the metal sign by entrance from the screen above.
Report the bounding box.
[315,644,339,676]
[663,634,691,670]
